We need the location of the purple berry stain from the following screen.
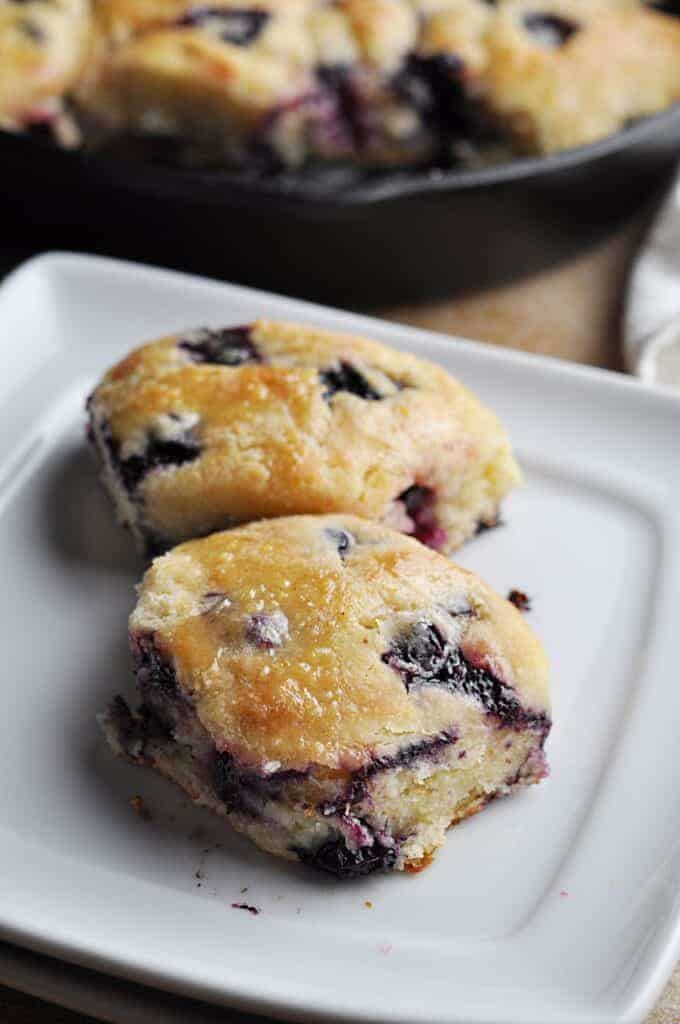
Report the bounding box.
[109,413,201,494]
[382,620,548,730]
[231,902,261,915]
[246,611,289,649]
[397,484,447,550]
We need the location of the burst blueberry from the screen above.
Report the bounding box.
[110,412,201,494]
[131,633,198,741]
[382,619,450,686]
[132,634,181,698]
[179,326,261,366]
[396,484,448,550]
[319,361,384,401]
[326,527,355,558]
[523,12,580,46]
[294,835,399,880]
[316,65,365,147]
[117,436,200,493]
[382,620,547,729]
[394,54,464,119]
[246,611,289,649]
[177,7,270,45]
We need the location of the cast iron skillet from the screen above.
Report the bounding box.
[3,102,680,305]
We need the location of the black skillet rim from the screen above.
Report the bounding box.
[5,99,680,208]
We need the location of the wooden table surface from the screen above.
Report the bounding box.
[1,213,678,1024]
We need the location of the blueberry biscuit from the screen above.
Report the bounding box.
[100,516,551,878]
[5,0,680,169]
[484,0,680,153]
[76,0,495,169]
[79,0,322,167]
[86,319,521,556]
[0,0,91,141]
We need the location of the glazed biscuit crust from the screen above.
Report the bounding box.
[87,319,521,554]
[131,516,550,768]
[484,0,680,153]
[103,516,550,875]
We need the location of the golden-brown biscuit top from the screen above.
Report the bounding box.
[131,515,550,770]
[89,319,520,547]
[0,0,91,129]
[483,0,680,152]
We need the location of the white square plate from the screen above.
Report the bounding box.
[0,253,678,1024]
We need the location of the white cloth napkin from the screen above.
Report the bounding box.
[624,172,680,379]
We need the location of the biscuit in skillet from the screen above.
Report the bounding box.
[483,0,680,153]
[0,0,91,137]
[74,0,495,167]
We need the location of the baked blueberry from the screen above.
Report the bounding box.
[395,54,463,114]
[295,835,399,880]
[100,515,551,877]
[522,12,580,46]
[132,633,181,698]
[115,432,201,494]
[201,590,232,613]
[320,361,383,402]
[644,1,680,15]
[179,327,262,366]
[326,526,355,558]
[395,484,448,550]
[391,53,491,151]
[246,611,289,649]
[507,588,531,612]
[316,65,365,148]
[96,411,202,540]
[382,620,548,730]
[382,619,450,686]
[86,319,520,555]
[213,751,248,812]
[177,7,270,45]
[17,19,45,42]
